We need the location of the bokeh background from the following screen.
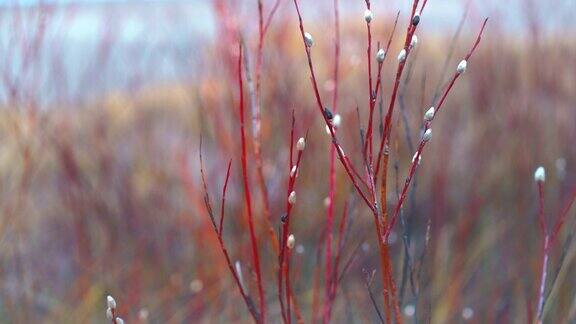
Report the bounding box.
[0,0,575,322]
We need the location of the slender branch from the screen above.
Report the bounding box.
[364,11,400,168]
[199,137,217,231]
[323,0,339,320]
[237,42,266,323]
[219,160,232,235]
[292,0,375,212]
[536,181,548,324]
[279,115,306,324]
[263,0,283,35]
[385,18,489,237]
[550,188,576,244]
[198,143,259,322]
[363,269,385,324]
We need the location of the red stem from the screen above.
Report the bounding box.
[292,0,375,213]
[219,160,232,235]
[365,11,400,164]
[279,149,304,323]
[263,0,283,36]
[385,18,489,237]
[323,0,339,321]
[326,201,348,319]
[374,0,425,181]
[363,0,375,164]
[550,188,576,244]
[198,143,259,322]
[279,114,304,324]
[238,43,266,323]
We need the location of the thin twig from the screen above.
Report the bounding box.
[237,42,266,323]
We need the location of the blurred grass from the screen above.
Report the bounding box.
[0,2,575,323]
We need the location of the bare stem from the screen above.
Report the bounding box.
[237,43,266,323]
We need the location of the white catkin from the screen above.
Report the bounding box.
[404,304,415,317]
[397,49,407,62]
[288,191,297,205]
[376,48,385,63]
[304,32,314,47]
[107,296,116,310]
[364,9,373,23]
[534,166,546,182]
[333,114,341,127]
[287,234,296,249]
[423,129,432,142]
[457,60,467,74]
[462,307,474,320]
[412,152,421,165]
[424,107,435,121]
[410,35,418,48]
[297,137,306,151]
[235,261,246,291]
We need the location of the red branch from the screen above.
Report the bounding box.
[237,43,266,323]
[292,0,375,212]
[323,0,340,321]
[198,144,259,322]
[385,18,489,237]
[278,115,305,324]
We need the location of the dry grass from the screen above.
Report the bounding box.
[0,1,575,323]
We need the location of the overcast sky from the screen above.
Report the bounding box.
[0,0,573,106]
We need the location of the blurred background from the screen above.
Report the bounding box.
[0,0,575,322]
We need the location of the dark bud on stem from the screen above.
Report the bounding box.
[280,212,288,223]
[324,107,334,120]
[412,14,420,26]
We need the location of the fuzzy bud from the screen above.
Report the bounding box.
[290,165,298,178]
[288,191,296,205]
[412,14,420,26]
[296,137,306,151]
[376,48,385,63]
[423,129,432,142]
[333,114,341,127]
[412,152,421,165]
[324,107,334,120]
[304,32,314,47]
[457,60,467,74]
[139,308,150,320]
[404,304,416,317]
[287,234,296,249]
[424,107,435,121]
[190,279,204,293]
[107,296,116,310]
[106,308,113,320]
[410,35,418,49]
[235,261,245,291]
[296,244,305,254]
[364,9,373,23]
[534,166,546,183]
[116,318,124,324]
[462,307,474,320]
[397,49,407,63]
